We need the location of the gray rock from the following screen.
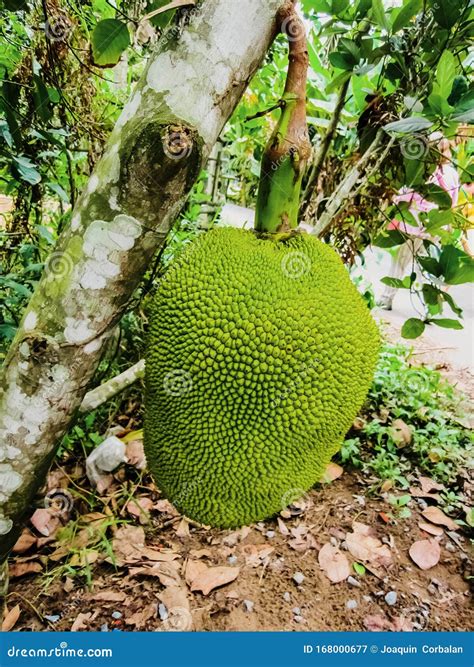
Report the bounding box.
[346,599,358,610]
[266,530,275,538]
[283,592,291,602]
[228,555,238,565]
[100,623,109,632]
[44,615,60,623]
[293,572,305,585]
[347,576,361,588]
[158,604,168,621]
[294,615,304,623]
[111,611,122,620]
[385,591,397,606]
[243,599,254,612]
[292,607,301,615]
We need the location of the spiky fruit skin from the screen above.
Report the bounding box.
[145,227,379,527]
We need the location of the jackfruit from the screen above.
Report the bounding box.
[145,227,379,527]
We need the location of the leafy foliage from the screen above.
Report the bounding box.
[340,343,473,486]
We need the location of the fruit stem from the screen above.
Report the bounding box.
[255,4,311,235]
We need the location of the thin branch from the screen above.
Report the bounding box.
[79,360,145,413]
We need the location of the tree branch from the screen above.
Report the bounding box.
[79,359,145,413]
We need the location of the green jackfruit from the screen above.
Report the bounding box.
[145,227,379,527]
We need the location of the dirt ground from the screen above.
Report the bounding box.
[6,466,472,633]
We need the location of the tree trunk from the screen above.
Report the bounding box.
[0,0,290,561]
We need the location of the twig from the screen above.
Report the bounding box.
[79,359,145,413]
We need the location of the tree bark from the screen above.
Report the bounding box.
[0,0,290,561]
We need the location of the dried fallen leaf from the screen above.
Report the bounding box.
[419,476,444,493]
[158,586,192,630]
[126,497,153,524]
[240,544,274,567]
[318,543,350,583]
[421,506,458,531]
[112,525,146,564]
[71,612,91,631]
[91,590,127,603]
[12,531,37,554]
[277,517,289,536]
[345,523,392,569]
[124,603,156,628]
[418,522,444,537]
[186,561,239,596]
[2,605,21,631]
[175,518,190,537]
[30,509,60,537]
[364,614,391,631]
[409,539,441,570]
[125,439,146,470]
[321,462,343,483]
[389,418,412,447]
[222,527,251,547]
[129,561,181,587]
[9,561,42,578]
[153,499,179,516]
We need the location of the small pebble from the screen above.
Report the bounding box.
[294,615,304,623]
[158,603,168,621]
[374,590,385,597]
[427,584,436,595]
[283,592,291,602]
[266,530,275,538]
[100,623,109,632]
[44,615,60,623]
[445,542,456,553]
[293,572,305,585]
[385,591,397,606]
[347,576,361,588]
[292,607,301,615]
[346,599,358,610]
[330,536,338,547]
[111,611,122,620]
[363,595,372,603]
[243,599,254,612]
[228,555,238,565]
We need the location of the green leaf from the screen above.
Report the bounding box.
[371,0,390,31]
[381,276,411,289]
[401,318,425,339]
[3,0,29,9]
[46,182,69,203]
[422,283,441,306]
[32,75,52,123]
[392,0,422,33]
[12,156,41,185]
[441,291,463,317]
[91,19,130,67]
[428,318,463,330]
[425,208,454,234]
[329,51,355,71]
[448,75,468,106]
[384,116,433,134]
[435,50,456,98]
[353,562,366,575]
[356,0,372,19]
[428,0,465,29]
[373,229,406,248]
[418,256,442,277]
[423,183,452,209]
[332,0,349,15]
[439,245,474,284]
